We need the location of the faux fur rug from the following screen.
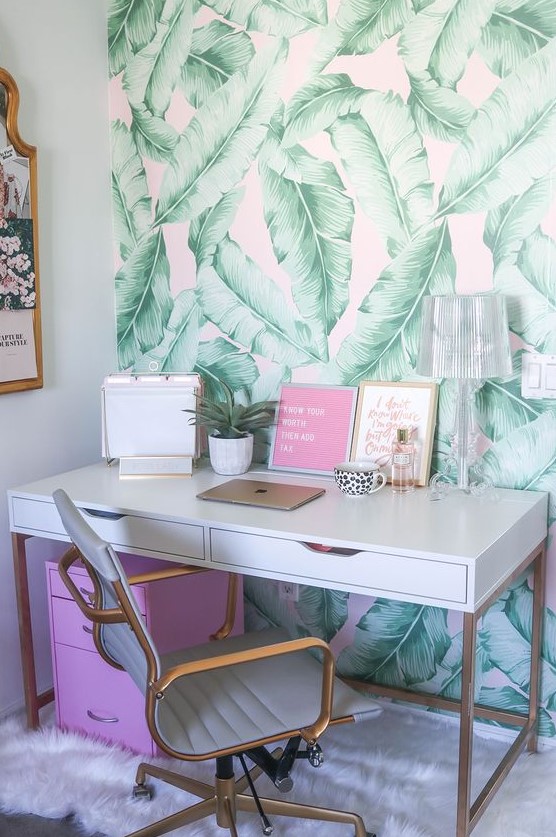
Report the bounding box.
[1,704,555,837]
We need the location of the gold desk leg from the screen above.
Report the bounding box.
[456,611,477,837]
[527,544,546,753]
[11,532,54,728]
[12,532,40,728]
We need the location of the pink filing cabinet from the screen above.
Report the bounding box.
[46,554,243,755]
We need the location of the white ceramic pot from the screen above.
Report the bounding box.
[208,433,254,475]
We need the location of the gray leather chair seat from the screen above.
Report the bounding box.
[157,627,380,756]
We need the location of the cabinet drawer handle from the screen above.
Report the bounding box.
[82,625,93,635]
[83,507,125,521]
[79,586,94,602]
[87,709,119,724]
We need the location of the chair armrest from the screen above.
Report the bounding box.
[62,546,238,643]
[151,636,335,744]
[58,545,126,625]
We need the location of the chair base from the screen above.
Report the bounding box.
[126,760,374,837]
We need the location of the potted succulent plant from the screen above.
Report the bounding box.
[185,380,275,475]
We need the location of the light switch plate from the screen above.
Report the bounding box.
[521,352,556,399]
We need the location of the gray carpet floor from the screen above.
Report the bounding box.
[0,814,105,836]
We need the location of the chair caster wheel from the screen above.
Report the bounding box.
[366,832,377,836]
[262,826,273,835]
[274,776,293,793]
[132,782,153,800]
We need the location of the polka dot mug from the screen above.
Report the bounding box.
[333,461,387,496]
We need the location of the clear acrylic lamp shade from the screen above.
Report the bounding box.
[416,294,513,380]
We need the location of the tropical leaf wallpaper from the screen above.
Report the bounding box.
[108,0,556,734]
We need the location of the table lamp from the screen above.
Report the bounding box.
[416,294,512,494]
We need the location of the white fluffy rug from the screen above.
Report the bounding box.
[1,704,555,837]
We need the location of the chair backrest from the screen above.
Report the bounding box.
[52,488,161,694]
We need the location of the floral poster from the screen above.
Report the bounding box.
[0,218,35,310]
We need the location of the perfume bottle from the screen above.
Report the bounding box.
[391,427,415,493]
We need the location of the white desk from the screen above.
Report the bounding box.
[8,462,548,837]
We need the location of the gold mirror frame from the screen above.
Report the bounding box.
[0,67,42,394]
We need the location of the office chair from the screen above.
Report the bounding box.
[53,488,381,837]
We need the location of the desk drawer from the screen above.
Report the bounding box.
[210,529,468,605]
[11,497,205,560]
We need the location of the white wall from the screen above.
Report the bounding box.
[0,0,115,714]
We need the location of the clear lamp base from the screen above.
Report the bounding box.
[428,457,495,500]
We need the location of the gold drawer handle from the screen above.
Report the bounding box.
[86,709,119,724]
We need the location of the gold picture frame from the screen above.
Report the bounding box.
[0,67,42,394]
[350,381,438,486]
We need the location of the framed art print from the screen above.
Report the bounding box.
[269,383,358,475]
[350,381,438,486]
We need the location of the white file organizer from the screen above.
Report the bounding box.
[101,374,202,475]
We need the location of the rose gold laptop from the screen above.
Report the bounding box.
[197,479,325,511]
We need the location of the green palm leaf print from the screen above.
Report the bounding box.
[480,580,556,712]
[478,0,555,77]
[309,0,414,74]
[131,289,202,374]
[407,73,475,142]
[329,94,434,258]
[282,74,366,147]
[195,337,261,397]
[180,20,255,108]
[203,0,327,36]
[249,0,327,35]
[107,0,556,731]
[399,0,497,88]
[331,222,455,385]
[116,230,173,369]
[477,358,546,441]
[494,261,556,352]
[260,145,353,346]
[260,106,337,180]
[155,38,287,226]
[295,588,350,642]
[111,120,152,260]
[477,686,555,736]
[414,634,492,701]
[438,39,556,215]
[123,0,194,117]
[189,187,245,267]
[484,176,555,269]
[480,411,556,523]
[518,228,556,303]
[108,0,164,77]
[196,237,324,367]
[128,103,180,163]
[336,599,451,686]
